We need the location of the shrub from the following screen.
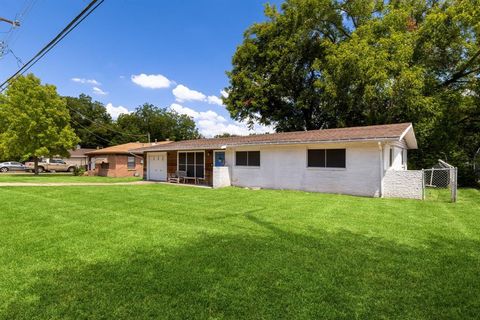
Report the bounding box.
[72,166,86,176]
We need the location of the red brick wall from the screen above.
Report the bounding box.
[89,154,143,178]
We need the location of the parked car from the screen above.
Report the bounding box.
[25,158,77,173]
[0,161,28,173]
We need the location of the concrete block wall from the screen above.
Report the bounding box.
[213,166,231,188]
[225,143,382,197]
[383,170,423,199]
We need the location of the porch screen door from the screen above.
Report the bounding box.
[178,152,204,178]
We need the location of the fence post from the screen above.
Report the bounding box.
[451,167,458,203]
[422,169,425,200]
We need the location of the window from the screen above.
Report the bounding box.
[308,149,325,167]
[389,148,393,167]
[127,156,135,169]
[235,151,260,166]
[401,149,406,166]
[178,151,204,178]
[308,149,346,168]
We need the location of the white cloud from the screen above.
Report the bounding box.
[106,103,130,120]
[207,95,223,106]
[172,84,207,102]
[220,89,229,98]
[71,78,101,86]
[170,103,273,137]
[93,87,108,95]
[170,103,199,118]
[131,73,172,89]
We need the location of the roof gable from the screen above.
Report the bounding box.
[85,141,171,155]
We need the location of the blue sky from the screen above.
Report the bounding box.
[0,0,282,137]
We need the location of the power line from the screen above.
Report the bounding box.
[66,104,149,139]
[0,0,105,92]
[9,49,23,67]
[1,0,38,58]
[70,117,113,145]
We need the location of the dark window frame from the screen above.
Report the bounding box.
[235,151,260,167]
[127,156,136,169]
[177,151,205,178]
[307,149,346,169]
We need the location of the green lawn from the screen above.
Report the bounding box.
[0,173,141,183]
[0,185,479,319]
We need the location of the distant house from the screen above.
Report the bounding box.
[67,147,96,168]
[133,123,422,199]
[85,142,171,178]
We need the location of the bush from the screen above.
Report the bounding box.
[72,166,86,176]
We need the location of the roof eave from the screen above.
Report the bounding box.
[398,124,418,149]
[137,137,401,153]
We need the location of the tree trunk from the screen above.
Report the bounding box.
[34,157,39,176]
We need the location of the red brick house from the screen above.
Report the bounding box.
[85,142,170,178]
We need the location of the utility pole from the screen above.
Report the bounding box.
[0,17,20,27]
[147,132,151,143]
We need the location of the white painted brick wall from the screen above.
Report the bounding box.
[383,170,423,199]
[212,166,231,188]
[224,142,382,197]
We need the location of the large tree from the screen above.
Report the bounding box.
[65,94,115,148]
[225,0,480,185]
[0,74,79,174]
[114,103,200,144]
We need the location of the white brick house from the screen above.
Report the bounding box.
[134,123,421,199]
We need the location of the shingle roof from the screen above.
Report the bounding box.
[85,142,172,156]
[133,123,416,153]
[69,148,96,157]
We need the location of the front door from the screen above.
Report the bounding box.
[214,151,225,167]
[148,152,167,181]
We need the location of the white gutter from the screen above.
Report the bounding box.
[378,142,384,198]
[139,137,400,153]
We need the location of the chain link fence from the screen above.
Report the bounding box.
[423,161,457,202]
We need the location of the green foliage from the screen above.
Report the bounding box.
[72,166,86,176]
[0,185,479,318]
[0,74,79,162]
[65,97,201,148]
[114,103,200,144]
[225,0,480,185]
[65,94,115,148]
[214,132,238,138]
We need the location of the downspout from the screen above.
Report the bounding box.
[128,151,146,179]
[378,142,384,198]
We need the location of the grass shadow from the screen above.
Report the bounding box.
[2,214,479,320]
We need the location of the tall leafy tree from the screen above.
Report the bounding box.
[114,103,200,144]
[0,74,79,174]
[65,94,115,148]
[225,0,480,185]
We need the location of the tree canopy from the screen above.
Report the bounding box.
[0,74,79,171]
[65,98,201,147]
[65,94,115,148]
[224,0,480,185]
[114,103,201,144]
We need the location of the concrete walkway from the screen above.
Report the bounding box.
[0,181,156,187]
[0,181,212,188]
